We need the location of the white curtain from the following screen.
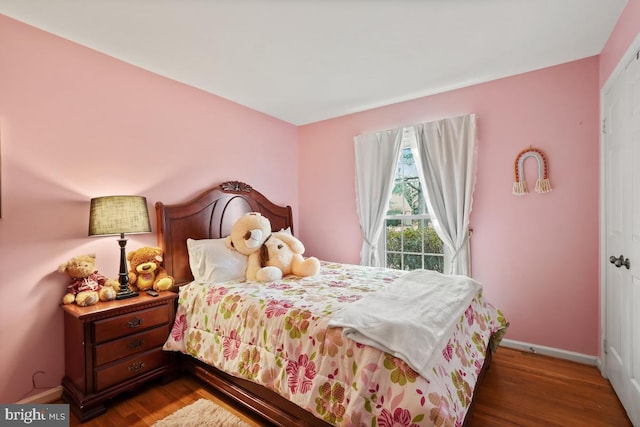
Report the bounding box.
[354,129,403,266]
[413,114,477,276]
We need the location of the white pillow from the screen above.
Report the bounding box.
[186,238,247,282]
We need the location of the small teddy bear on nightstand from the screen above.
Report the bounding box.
[58,254,120,307]
[127,246,175,292]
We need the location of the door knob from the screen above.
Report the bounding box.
[610,254,630,269]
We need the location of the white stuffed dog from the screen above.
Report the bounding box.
[226,212,320,282]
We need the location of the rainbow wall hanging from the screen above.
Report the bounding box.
[512,147,552,195]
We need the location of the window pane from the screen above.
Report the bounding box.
[388,148,427,216]
[404,177,425,215]
[386,220,401,251]
[403,219,424,252]
[425,220,444,255]
[424,255,444,273]
[403,254,422,271]
[387,253,401,270]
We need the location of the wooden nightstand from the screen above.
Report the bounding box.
[61,292,179,421]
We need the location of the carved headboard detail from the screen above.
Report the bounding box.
[155,181,293,286]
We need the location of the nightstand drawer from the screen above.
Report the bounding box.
[94,347,170,391]
[62,293,178,421]
[94,325,170,367]
[93,305,170,343]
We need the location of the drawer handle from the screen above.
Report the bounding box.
[127,338,144,349]
[127,317,143,328]
[128,361,145,372]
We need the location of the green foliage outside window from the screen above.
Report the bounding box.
[386,221,444,272]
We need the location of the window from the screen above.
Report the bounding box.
[380,128,445,272]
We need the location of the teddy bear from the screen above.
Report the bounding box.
[263,231,321,280]
[58,254,120,307]
[225,212,320,282]
[127,246,175,292]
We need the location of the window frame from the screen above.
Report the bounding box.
[377,128,448,271]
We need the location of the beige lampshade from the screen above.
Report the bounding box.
[88,195,151,236]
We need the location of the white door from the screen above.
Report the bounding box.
[603,48,640,426]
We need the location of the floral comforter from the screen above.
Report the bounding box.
[163,261,508,426]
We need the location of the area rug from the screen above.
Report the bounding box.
[153,398,253,427]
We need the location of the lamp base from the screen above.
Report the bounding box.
[115,233,138,300]
[115,288,139,300]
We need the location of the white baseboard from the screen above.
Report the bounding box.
[16,386,63,404]
[500,338,599,366]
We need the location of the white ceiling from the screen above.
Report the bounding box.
[0,0,627,125]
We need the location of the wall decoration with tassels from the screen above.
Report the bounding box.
[512,147,552,195]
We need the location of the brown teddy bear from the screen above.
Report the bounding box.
[226,212,320,282]
[58,254,120,307]
[127,246,175,292]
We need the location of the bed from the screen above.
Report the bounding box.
[156,180,508,427]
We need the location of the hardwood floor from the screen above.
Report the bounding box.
[67,347,631,427]
[66,375,267,427]
[469,348,632,427]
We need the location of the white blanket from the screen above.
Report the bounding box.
[328,269,482,378]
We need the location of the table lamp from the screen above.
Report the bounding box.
[88,195,151,300]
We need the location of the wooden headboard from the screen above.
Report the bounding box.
[155,180,293,286]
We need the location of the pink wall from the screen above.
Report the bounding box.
[3,1,638,403]
[298,57,601,356]
[600,0,640,87]
[0,15,298,403]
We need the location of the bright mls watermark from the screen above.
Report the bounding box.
[0,404,69,426]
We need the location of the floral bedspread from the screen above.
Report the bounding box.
[163,261,508,427]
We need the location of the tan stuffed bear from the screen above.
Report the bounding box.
[127,246,175,292]
[58,254,120,307]
[226,212,320,282]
